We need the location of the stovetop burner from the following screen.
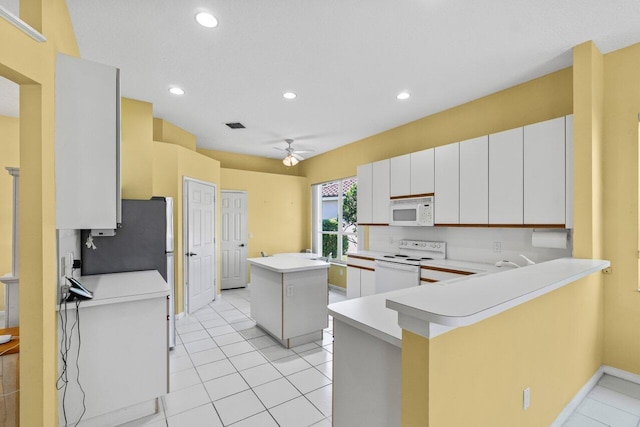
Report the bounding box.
[376,240,446,265]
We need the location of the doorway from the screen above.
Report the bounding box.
[183,178,217,314]
[220,191,248,289]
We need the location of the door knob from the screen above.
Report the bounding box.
[239,244,245,247]
[187,252,198,257]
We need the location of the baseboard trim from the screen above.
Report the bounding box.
[175,312,185,320]
[550,365,640,426]
[329,284,346,293]
[550,366,604,427]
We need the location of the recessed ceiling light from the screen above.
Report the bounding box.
[283,92,297,100]
[169,87,185,95]
[397,91,411,100]
[195,12,218,28]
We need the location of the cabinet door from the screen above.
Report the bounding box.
[434,143,459,224]
[390,154,411,198]
[55,53,120,230]
[346,266,361,299]
[360,269,376,297]
[489,128,523,225]
[523,117,566,225]
[459,136,488,224]
[371,159,390,224]
[357,163,373,224]
[411,148,435,196]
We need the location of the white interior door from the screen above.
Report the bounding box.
[185,179,216,313]
[221,191,248,289]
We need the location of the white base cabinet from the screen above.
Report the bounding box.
[346,256,376,299]
[57,272,169,426]
[332,319,401,427]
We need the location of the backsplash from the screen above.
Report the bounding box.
[367,226,572,266]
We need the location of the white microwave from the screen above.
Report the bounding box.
[389,196,434,226]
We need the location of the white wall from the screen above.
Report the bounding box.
[368,226,572,266]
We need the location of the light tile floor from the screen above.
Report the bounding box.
[123,286,346,427]
[121,287,640,427]
[563,374,640,427]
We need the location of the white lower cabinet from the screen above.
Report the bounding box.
[347,256,376,299]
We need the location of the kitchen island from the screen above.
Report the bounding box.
[328,257,610,427]
[248,256,330,348]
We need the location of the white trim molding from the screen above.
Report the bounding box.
[0,6,46,42]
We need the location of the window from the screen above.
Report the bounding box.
[312,178,357,262]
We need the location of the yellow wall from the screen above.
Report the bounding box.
[221,168,309,258]
[0,115,19,309]
[0,0,80,423]
[601,42,640,372]
[154,118,196,151]
[152,142,221,312]
[328,264,346,288]
[121,98,154,199]
[199,148,303,176]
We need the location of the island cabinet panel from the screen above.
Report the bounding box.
[250,266,284,338]
[523,116,566,225]
[390,154,411,198]
[459,135,489,224]
[282,269,329,339]
[434,142,459,224]
[410,148,435,196]
[357,163,373,224]
[489,127,523,225]
[346,266,361,299]
[371,159,390,224]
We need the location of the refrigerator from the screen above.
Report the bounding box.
[81,197,176,348]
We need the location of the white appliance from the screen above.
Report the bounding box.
[375,240,446,294]
[389,196,434,226]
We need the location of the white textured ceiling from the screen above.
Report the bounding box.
[5,1,640,159]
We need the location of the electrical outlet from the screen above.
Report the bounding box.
[493,242,502,253]
[339,269,343,276]
[286,285,294,297]
[602,267,612,274]
[523,387,530,410]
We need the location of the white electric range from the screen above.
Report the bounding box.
[375,240,446,294]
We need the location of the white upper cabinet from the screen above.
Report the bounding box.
[435,143,459,224]
[489,128,523,225]
[55,53,121,230]
[410,148,435,196]
[459,136,488,224]
[390,154,411,198]
[357,163,373,224]
[372,159,390,224]
[523,116,566,225]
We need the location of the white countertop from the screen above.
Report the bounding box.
[248,256,330,273]
[328,292,403,348]
[273,252,322,260]
[386,257,609,327]
[58,270,170,309]
[329,257,609,343]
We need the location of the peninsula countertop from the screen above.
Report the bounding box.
[330,257,609,343]
[248,256,329,273]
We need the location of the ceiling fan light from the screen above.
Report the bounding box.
[283,154,299,167]
[195,12,218,28]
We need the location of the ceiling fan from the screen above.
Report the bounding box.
[274,139,314,166]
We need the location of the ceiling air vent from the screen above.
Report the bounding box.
[225,122,245,129]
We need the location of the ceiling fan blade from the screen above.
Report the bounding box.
[292,153,305,161]
[292,149,314,154]
[273,147,287,152]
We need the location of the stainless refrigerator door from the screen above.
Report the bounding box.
[165,197,174,253]
[167,252,176,348]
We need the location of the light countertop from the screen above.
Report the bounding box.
[386,257,609,327]
[330,257,609,343]
[248,256,330,273]
[58,270,170,309]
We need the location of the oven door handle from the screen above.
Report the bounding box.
[375,260,420,272]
